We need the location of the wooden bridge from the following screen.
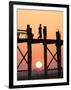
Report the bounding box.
[17,25,63,79]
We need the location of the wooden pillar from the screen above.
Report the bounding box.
[56,31,61,78]
[43,26,47,78]
[27,25,32,79]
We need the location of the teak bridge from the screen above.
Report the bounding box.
[17,25,63,79]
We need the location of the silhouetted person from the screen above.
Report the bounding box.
[26,24,34,39]
[38,24,42,39]
[56,30,61,46]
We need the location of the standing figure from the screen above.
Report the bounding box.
[26,24,34,39]
[38,24,42,39]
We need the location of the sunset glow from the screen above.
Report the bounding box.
[35,61,43,69]
[17,9,63,70]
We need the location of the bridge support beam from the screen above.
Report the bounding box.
[43,26,47,78]
[56,31,61,78]
[27,25,32,80]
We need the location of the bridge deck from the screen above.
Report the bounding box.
[17,38,63,45]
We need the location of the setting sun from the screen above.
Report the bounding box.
[35,61,42,69]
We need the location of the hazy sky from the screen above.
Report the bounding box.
[17,9,63,70]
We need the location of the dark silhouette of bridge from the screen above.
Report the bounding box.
[17,24,63,80]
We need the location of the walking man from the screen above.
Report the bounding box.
[38,24,42,39]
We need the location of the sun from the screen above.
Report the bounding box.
[36,61,42,69]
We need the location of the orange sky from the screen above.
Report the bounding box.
[17,9,63,70]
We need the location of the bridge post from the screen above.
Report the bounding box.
[27,25,32,79]
[56,31,61,78]
[43,26,47,78]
